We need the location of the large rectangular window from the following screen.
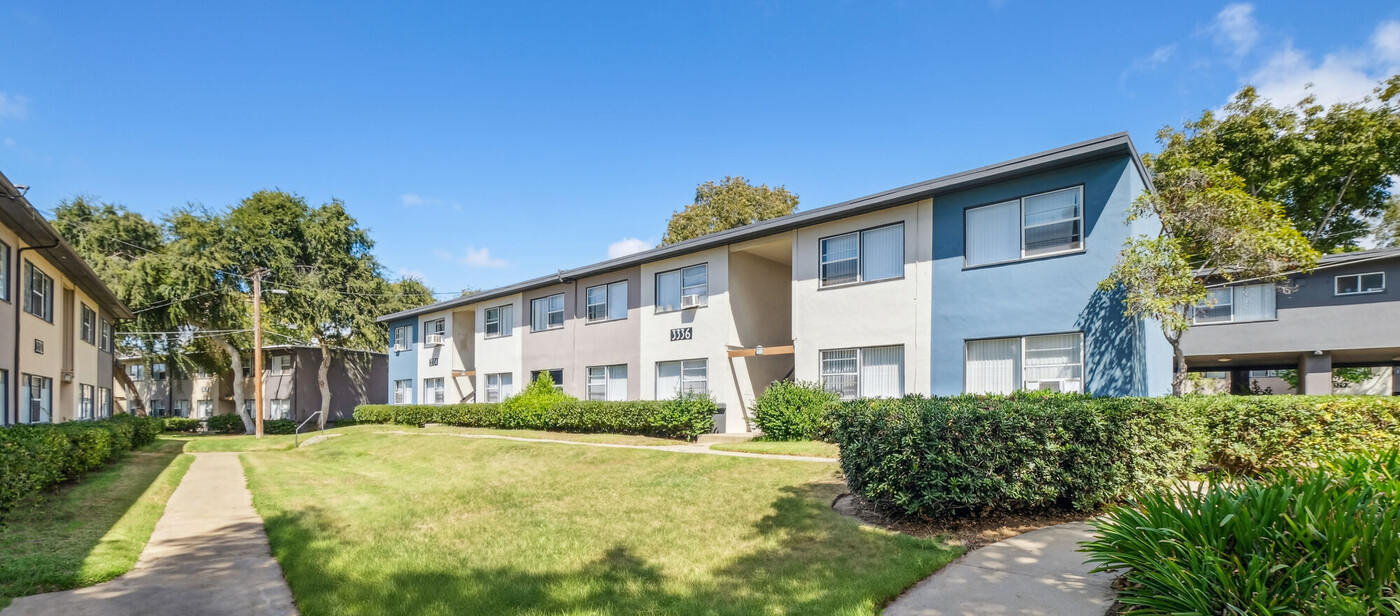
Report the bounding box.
[150,399,165,417]
[128,364,145,381]
[153,362,167,381]
[1192,283,1276,324]
[394,379,413,405]
[819,223,904,287]
[655,264,707,312]
[964,186,1083,266]
[269,354,292,375]
[656,359,707,398]
[1335,272,1384,296]
[0,240,9,301]
[392,324,413,351]
[485,305,512,338]
[529,369,564,390]
[423,377,445,404]
[81,304,96,344]
[98,386,112,418]
[197,399,214,418]
[80,384,95,420]
[586,364,628,401]
[23,261,54,321]
[819,345,904,399]
[586,280,629,322]
[965,333,1084,394]
[268,399,290,420]
[423,318,445,344]
[485,373,514,403]
[531,294,565,331]
[173,400,189,417]
[100,319,113,352]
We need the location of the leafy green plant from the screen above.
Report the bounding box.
[1082,451,1400,614]
[352,393,716,441]
[1178,395,1400,474]
[501,372,574,429]
[0,414,164,517]
[162,417,203,433]
[751,380,838,441]
[263,419,297,435]
[206,413,246,434]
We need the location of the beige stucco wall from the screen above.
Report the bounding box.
[727,241,794,424]
[791,199,934,397]
[417,308,475,403]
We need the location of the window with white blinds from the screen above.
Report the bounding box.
[818,223,904,287]
[587,364,628,401]
[394,379,412,404]
[586,281,629,322]
[1192,283,1276,324]
[656,359,707,398]
[531,294,565,331]
[965,333,1084,394]
[655,265,708,311]
[819,345,904,399]
[485,305,512,338]
[424,378,445,404]
[964,186,1084,266]
[485,373,513,403]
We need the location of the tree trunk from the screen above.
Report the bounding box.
[113,360,145,415]
[211,335,255,434]
[317,340,332,430]
[1168,334,1188,396]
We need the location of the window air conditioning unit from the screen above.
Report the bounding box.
[393,342,410,353]
[680,294,703,309]
[61,370,74,383]
[425,333,444,347]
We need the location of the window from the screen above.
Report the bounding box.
[98,387,112,418]
[964,186,1083,266]
[1192,283,1276,324]
[150,399,166,417]
[485,373,514,403]
[586,365,628,401]
[655,264,707,311]
[423,378,445,404]
[244,399,254,416]
[1335,272,1385,296]
[819,223,904,287]
[152,363,167,381]
[173,400,189,417]
[81,304,96,344]
[392,324,413,351]
[820,345,904,399]
[393,379,413,405]
[586,281,629,322]
[0,370,6,421]
[423,318,445,343]
[23,261,53,321]
[269,354,292,375]
[0,240,8,301]
[80,384,95,420]
[99,319,113,352]
[965,333,1084,394]
[197,399,214,418]
[1249,369,1286,378]
[656,359,707,398]
[485,305,512,338]
[268,399,290,420]
[128,364,145,381]
[531,294,565,331]
[530,369,564,389]
[242,362,252,378]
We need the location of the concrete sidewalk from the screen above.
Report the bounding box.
[883,521,1117,616]
[2,453,297,616]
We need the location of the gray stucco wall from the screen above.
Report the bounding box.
[519,267,643,399]
[1181,257,1400,360]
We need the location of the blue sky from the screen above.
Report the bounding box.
[3,1,1398,296]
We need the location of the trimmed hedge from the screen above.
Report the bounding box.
[207,413,247,434]
[163,417,203,433]
[830,393,1400,519]
[751,380,839,441]
[0,414,164,517]
[263,419,297,435]
[353,393,717,440]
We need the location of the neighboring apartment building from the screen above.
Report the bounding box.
[118,345,388,423]
[1181,247,1400,394]
[0,170,132,425]
[379,133,1173,433]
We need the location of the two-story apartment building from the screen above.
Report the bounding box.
[1181,246,1400,394]
[1,170,132,425]
[119,345,388,422]
[379,133,1172,432]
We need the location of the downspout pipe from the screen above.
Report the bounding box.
[12,241,60,425]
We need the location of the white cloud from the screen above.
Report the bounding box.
[606,237,652,259]
[400,192,462,211]
[1240,20,1400,107]
[1121,44,1177,84]
[434,247,507,268]
[1210,3,1259,58]
[0,92,29,121]
[1373,20,1400,63]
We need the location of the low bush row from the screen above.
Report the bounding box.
[751,380,839,441]
[207,413,246,434]
[1083,451,1400,614]
[353,393,717,440]
[829,393,1400,518]
[162,417,203,433]
[0,414,164,517]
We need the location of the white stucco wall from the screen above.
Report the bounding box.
[473,293,523,398]
[791,199,934,396]
[417,308,471,403]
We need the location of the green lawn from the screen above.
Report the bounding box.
[417,425,685,446]
[711,440,841,458]
[0,439,193,608]
[243,431,957,615]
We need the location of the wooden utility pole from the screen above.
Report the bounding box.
[253,269,265,438]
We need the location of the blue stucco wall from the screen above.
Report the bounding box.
[930,154,1171,396]
[386,318,418,403]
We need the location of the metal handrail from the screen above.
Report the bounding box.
[294,411,323,448]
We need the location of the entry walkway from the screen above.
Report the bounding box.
[380,430,837,463]
[883,521,1116,616]
[2,453,297,616]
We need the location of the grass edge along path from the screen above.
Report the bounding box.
[0,439,194,608]
[711,440,841,459]
[242,430,958,615]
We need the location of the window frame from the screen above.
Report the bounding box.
[99,319,113,352]
[196,399,214,418]
[529,368,564,390]
[98,386,112,418]
[0,239,9,302]
[530,293,565,332]
[585,280,629,323]
[655,359,708,398]
[654,264,708,312]
[1334,272,1386,296]
[818,345,905,400]
[1191,283,1278,325]
[79,384,95,420]
[393,379,413,405]
[963,331,1086,394]
[423,377,445,404]
[485,372,513,403]
[586,364,628,401]
[818,222,905,288]
[268,398,291,420]
[80,303,96,345]
[392,324,413,352]
[422,318,445,343]
[22,374,52,423]
[963,185,1085,268]
[484,304,512,339]
[23,260,54,322]
[269,354,293,376]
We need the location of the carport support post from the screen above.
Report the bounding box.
[1298,352,1333,395]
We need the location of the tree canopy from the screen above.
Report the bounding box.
[661,176,798,245]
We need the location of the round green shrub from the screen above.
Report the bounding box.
[752,380,839,441]
[206,413,247,434]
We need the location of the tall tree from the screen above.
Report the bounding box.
[1100,162,1320,395]
[661,176,798,245]
[1373,195,1400,248]
[1153,75,1400,252]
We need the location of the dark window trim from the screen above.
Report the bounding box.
[817,221,907,289]
[961,183,1087,270]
